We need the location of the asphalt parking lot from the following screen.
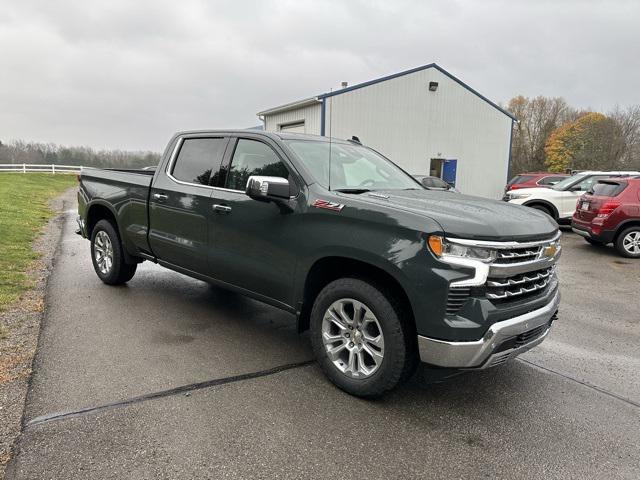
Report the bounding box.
[7,204,640,479]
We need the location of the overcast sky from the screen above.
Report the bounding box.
[1,0,638,151]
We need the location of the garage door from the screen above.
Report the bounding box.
[280,122,305,134]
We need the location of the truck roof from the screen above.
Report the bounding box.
[172,129,354,145]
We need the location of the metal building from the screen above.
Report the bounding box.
[257,63,516,199]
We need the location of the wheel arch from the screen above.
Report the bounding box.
[297,255,415,335]
[523,199,559,219]
[86,201,119,238]
[614,219,640,242]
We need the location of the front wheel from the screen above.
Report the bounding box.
[615,227,640,258]
[310,278,417,397]
[90,219,137,284]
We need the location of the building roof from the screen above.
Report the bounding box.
[257,63,517,121]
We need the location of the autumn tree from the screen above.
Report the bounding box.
[544,112,625,172]
[507,95,575,174]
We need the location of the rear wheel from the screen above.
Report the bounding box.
[90,219,137,284]
[615,227,640,258]
[310,278,417,398]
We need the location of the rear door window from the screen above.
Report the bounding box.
[171,137,228,185]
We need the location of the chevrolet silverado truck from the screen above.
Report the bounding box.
[77,130,561,397]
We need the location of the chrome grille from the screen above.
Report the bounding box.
[446,287,471,314]
[486,267,554,301]
[493,246,542,264]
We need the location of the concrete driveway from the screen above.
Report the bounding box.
[7,205,640,479]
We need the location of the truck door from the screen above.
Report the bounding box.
[149,136,229,274]
[208,136,298,307]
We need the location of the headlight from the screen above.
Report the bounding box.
[428,236,496,263]
[508,192,531,199]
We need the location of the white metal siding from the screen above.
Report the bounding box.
[264,103,322,135]
[323,68,512,199]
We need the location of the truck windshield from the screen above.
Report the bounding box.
[285,140,419,191]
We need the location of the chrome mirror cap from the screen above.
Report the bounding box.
[245,176,290,200]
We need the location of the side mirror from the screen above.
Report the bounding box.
[245,176,295,214]
[245,175,290,200]
[569,185,583,192]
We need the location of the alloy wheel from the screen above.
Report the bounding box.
[94,230,114,275]
[321,298,385,378]
[622,231,640,255]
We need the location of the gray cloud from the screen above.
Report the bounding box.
[1,0,638,150]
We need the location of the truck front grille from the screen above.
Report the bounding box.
[485,267,554,302]
[493,246,542,264]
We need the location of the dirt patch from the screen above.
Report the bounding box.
[0,188,75,479]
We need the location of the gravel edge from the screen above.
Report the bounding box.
[0,188,76,479]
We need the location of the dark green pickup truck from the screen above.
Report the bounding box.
[77,130,561,397]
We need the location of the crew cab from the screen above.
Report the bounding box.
[77,130,562,397]
[505,170,640,222]
[572,178,640,258]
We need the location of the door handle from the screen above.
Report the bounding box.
[213,204,232,214]
[153,193,168,201]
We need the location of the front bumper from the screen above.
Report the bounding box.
[418,289,560,368]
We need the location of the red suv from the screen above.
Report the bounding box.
[572,178,640,258]
[504,172,569,195]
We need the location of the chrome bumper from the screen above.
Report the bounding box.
[418,290,560,369]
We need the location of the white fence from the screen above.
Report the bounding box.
[0,163,83,174]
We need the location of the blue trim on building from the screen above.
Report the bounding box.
[316,63,516,121]
[320,98,326,136]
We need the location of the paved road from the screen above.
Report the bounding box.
[7,204,640,479]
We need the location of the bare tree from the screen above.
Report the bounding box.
[507,96,575,175]
[609,105,640,170]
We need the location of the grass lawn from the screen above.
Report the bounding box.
[0,173,77,315]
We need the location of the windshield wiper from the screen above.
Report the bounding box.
[333,188,371,194]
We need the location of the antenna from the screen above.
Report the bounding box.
[328,88,333,191]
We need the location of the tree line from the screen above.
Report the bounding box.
[508,96,640,174]
[0,140,160,169]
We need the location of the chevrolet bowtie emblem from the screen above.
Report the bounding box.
[542,244,558,258]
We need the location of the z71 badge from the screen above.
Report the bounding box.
[313,199,345,212]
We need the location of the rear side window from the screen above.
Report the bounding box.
[172,138,227,185]
[591,181,627,197]
[226,139,289,191]
[508,175,535,186]
[538,176,566,186]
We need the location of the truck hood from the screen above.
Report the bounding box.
[359,189,558,241]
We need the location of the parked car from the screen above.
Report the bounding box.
[412,175,459,192]
[572,178,640,258]
[504,170,640,223]
[77,130,561,397]
[505,172,569,193]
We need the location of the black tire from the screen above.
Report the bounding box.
[90,219,137,284]
[529,204,554,218]
[310,278,417,398]
[615,226,640,258]
[584,237,606,247]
